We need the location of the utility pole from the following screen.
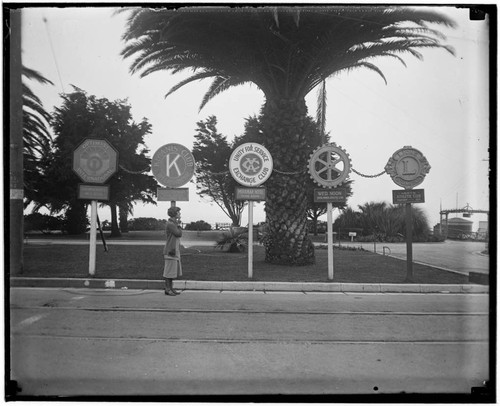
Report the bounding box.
[9,9,24,275]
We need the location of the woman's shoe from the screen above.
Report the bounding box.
[171,289,181,295]
[164,290,176,296]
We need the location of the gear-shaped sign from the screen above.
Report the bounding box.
[308,143,351,188]
[229,143,273,187]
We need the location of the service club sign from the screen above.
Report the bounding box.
[229,143,273,187]
[151,143,195,188]
[385,145,430,189]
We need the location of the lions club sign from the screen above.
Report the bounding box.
[229,143,273,187]
[385,146,430,189]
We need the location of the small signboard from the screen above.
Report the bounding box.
[392,189,425,204]
[235,187,266,201]
[157,187,189,202]
[314,188,347,203]
[78,184,110,201]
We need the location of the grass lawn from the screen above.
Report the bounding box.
[21,243,470,284]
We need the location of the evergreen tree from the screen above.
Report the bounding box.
[192,116,245,226]
[32,88,158,234]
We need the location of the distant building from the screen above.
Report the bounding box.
[477,220,488,240]
[446,217,473,239]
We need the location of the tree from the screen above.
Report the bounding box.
[238,114,354,236]
[358,201,389,236]
[32,88,158,234]
[121,6,454,265]
[22,66,54,205]
[334,201,431,241]
[334,206,363,237]
[192,116,245,226]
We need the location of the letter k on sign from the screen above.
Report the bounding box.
[166,154,181,177]
[152,143,196,188]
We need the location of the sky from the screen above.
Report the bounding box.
[19,4,491,230]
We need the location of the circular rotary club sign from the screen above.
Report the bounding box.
[385,146,430,189]
[151,143,195,188]
[229,143,273,187]
[308,143,351,188]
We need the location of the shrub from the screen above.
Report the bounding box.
[128,217,166,231]
[24,213,64,234]
[215,228,248,252]
[185,220,212,231]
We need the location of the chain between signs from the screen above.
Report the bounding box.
[351,168,386,178]
[120,165,387,178]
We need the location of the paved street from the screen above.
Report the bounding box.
[10,287,489,396]
[342,240,489,275]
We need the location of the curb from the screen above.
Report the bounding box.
[10,277,489,294]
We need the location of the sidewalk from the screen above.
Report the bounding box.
[10,277,489,294]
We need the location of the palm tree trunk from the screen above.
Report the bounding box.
[261,99,315,265]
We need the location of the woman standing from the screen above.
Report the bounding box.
[163,206,183,296]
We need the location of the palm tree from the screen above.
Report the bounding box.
[22,66,54,205]
[121,6,455,265]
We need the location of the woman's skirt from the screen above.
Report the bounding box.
[163,256,182,278]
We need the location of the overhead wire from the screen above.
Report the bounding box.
[42,16,65,93]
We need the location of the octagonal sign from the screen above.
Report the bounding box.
[73,139,118,184]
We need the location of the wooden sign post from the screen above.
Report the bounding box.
[314,188,347,280]
[73,139,118,276]
[235,187,267,278]
[386,146,430,282]
[230,143,273,279]
[309,143,352,280]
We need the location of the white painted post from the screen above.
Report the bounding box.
[89,200,97,276]
[248,201,253,279]
[327,202,334,280]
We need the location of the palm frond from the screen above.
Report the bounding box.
[121,6,456,104]
[22,67,54,85]
[346,61,388,84]
[164,70,219,98]
[316,80,327,140]
[199,76,251,111]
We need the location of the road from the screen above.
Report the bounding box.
[9,287,490,397]
[341,240,489,275]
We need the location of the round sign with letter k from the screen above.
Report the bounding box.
[151,143,195,188]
